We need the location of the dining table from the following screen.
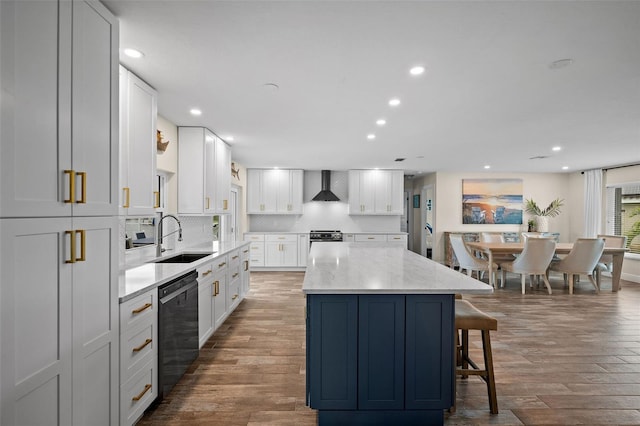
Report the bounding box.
[466,242,628,292]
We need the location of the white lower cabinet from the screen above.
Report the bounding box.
[245,234,265,267]
[197,261,216,348]
[298,234,309,267]
[355,234,387,242]
[1,217,119,426]
[240,246,251,297]
[119,289,157,426]
[265,234,298,267]
[387,234,408,245]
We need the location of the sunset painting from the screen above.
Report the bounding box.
[462,179,523,224]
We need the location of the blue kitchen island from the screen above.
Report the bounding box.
[302,242,493,425]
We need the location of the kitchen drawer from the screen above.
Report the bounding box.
[120,289,157,333]
[249,242,264,253]
[120,359,156,426]
[227,278,241,311]
[229,264,241,284]
[120,322,155,382]
[355,234,386,242]
[240,245,251,260]
[265,234,298,242]
[244,233,265,242]
[197,261,215,283]
[250,255,265,267]
[213,254,229,273]
[343,233,356,242]
[387,234,408,243]
[229,249,241,269]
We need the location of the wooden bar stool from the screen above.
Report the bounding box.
[454,299,499,414]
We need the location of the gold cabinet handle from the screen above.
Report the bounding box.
[76,171,86,204]
[244,260,249,271]
[232,255,239,260]
[232,272,239,278]
[64,170,76,203]
[223,199,228,210]
[243,249,249,253]
[218,262,226,268]
[232,294,238,300]
[65,230,76,263]
[132,338,152,353]
[368,237,375,240]
[202,269,212,277]
[154,191,160,208]
[214,280,220,296]
[206,197,210,209]
[76,229,86,262]
[132,302,152,314]
[123,187,130,208]
[132,384,152,402]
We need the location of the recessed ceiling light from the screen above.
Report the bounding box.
[549,58,573,70]
[367,134,376,140]
[409,66,425,76]
[124,48,144,58]
[562,166,569,170]
[376,119,386,126]
[484,165,491,169]
[190,108,202,116]
[388,98,401,107]
[552,146,562,152]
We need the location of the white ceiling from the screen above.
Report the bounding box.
[105,0,640,174]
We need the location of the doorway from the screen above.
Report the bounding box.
[421,184,435,258]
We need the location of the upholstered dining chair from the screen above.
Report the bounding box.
[594,234,627,286]
[500,237,556,295]
[548,238,605,294]
[479,232,516,265]
[450,234,498,286]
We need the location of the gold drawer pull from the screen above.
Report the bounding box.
[243,249,249,253]
[244,260,249,271]
[65,230,76,263]
[77,171,86,204]
[154,191,160,208]
[223,199,228,210]
[132,303,152,315]
[132,384,152,402]
[202,270,212,277]
[218,262,226,268]
[232,255,239,260]
[232,272,239,278]
[213,280,219,296]
[132,338,152,353]
[122,187,130,208]
[232,294,238,300]
[64,170,75,203]
[367,237,375,240]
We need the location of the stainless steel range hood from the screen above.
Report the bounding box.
[311,170,340,202]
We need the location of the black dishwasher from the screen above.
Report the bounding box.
[157,270,199,400]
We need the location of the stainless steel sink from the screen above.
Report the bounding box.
[151,252,214,263]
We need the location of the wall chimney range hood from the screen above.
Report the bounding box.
[312,170,340,201]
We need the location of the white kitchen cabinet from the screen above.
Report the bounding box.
[244,233,265,267]
[355,234,387,243]
[212,255,229,329]
[228,250,242,312]
[0,1,119,424]
[119,288,157,426]
[119,66,158,216]
[1,0,119,218]
[298,234,309,267]
[265,234,298,267]
[387,234,408,245]
[197,261,216,348]
[247,169,303,214]
[348,170,403,215]
[178,127,231,215]
[1,216,119,426]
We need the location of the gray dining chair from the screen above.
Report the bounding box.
[500,237,556,295]
[450,234,499,286]
[548,238,605,294]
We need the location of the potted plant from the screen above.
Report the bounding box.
[524,198,564,232]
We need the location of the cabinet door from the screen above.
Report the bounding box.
[281,241,298,266]
[374,171,391,213]
[198,279,215,348]
[261,169,280,213]
[405,295,454,409]
[358,295,405,410]
[215,138,231,213]
[121,69,157,215]
[288,170,304,214]
[1,218,73,426]
[307,295,358,410]
[349,170,375,214]
[178,127,205,214]
[298,234,309,267]
[246,169,263,213]
[71,0,118,217]
[388,170,404,214]
[203,129,216,214]
[71,215,119,425]
[213,273,228,329]
[265,241,281,266]
[0,0,71,217]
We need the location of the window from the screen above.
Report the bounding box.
[606,184,640,255]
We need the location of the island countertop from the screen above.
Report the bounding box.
[302,242,493,295]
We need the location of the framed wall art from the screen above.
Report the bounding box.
[462,179,523,224]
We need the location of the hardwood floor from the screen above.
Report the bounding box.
[139,270,640,425]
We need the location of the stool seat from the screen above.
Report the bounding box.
[454,299,499,415]
[455,300,497,331]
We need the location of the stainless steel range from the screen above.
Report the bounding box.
[309,230,343,250]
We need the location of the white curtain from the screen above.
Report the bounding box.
[583,169,603,238]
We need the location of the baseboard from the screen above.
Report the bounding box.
[621,272,640,284]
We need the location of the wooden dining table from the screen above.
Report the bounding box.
[466,242,628,292]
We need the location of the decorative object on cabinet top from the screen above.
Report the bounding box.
[231,162,240,180]
[157,130,170,152]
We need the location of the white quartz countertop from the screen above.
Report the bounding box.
[118,240,250,303]
[302,242,493,295]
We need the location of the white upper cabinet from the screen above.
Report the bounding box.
[119,66,158,216]
[178,127,231,215]
[247,169,303,214]
[349,170,404,215]
[1,0,118,218]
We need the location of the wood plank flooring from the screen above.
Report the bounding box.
[139,270,640,425]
